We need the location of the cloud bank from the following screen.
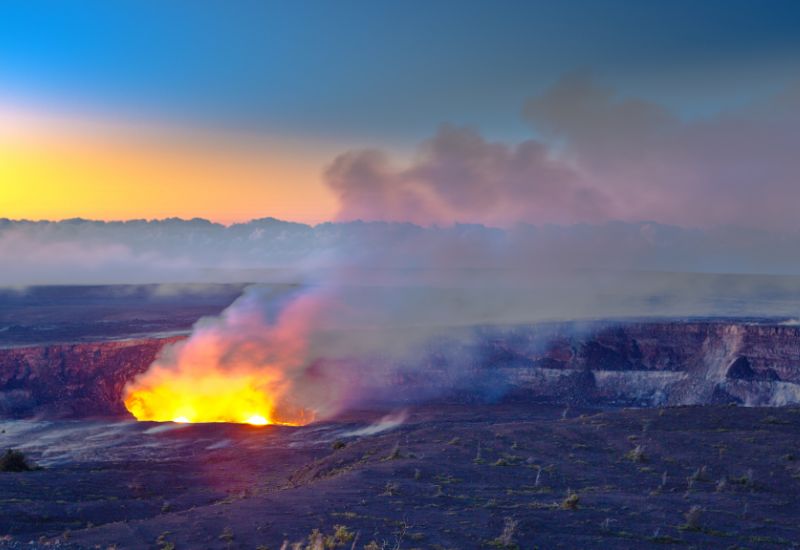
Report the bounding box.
[5,218,800,288]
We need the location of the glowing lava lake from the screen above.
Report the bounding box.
[123,371,312,426]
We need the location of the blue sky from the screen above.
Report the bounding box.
[3,0,800,143]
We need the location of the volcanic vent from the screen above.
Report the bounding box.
[121,288,325,426]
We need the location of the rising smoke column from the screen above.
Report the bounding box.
[124,286,335,425]
[123,223,800,424]
[123,75,800,424]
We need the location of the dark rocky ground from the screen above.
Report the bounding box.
[3,286,800,548]
[2,403,800,549]
[0,285,246,347]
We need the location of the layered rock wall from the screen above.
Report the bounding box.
[2,321,800,418]
[0,337,182,418]
[485,322,800,406]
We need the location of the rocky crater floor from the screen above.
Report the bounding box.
[3,286,800,548]
[2,404,800,549]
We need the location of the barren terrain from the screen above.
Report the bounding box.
[3,404,800,548]
[2,286,800,548]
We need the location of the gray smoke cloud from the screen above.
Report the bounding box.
[325,124,609,226]
[525,73,800,230]
[121,221,800,422]
[328,73,800,231]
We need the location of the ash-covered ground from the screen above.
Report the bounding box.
[2,404,800,549]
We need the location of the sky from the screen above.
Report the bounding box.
[1,0,800,225]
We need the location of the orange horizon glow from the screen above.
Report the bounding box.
[0,104,339,224]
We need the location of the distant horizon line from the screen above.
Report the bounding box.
[0,216,709,232]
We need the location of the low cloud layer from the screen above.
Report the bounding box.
[6,218,800,288]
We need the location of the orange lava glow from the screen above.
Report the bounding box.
[124,369,311,426]
[122,292,325,426]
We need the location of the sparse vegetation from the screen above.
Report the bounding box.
[649,533,682,544]
[219,526,234,544]
[624,445,646,463]
[0,449,37,472]
[278,525,358,550]
[473,441,485,464]
[331,525,355,545]
[730,468,755,487]
[381,481,399,496]
[384,442,402,461]
[350,520,409,550]
[681,505,703,531]
[305,528,324,550]
[488,516,520,549]
[156,531,175,550]
[561,490,580,510]
[688,465,709,483]
[4,397,800,547]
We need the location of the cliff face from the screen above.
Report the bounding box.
[487,322,800,406]
[2,321,800,418]
[0,336,182,418]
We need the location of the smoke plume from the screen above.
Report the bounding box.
[19,75,800,422]
[123,225,800,423]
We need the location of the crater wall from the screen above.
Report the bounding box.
[0,336,183,418]
[2,321,800,418]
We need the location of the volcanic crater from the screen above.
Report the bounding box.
[2,286,800,549]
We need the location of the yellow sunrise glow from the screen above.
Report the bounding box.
[0,104,338,224]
